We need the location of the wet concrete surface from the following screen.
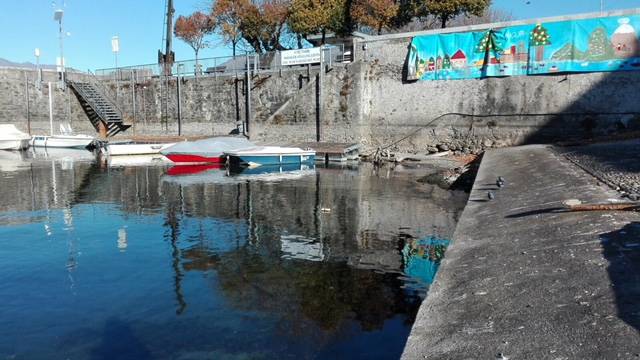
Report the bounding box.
[402,144,640,359]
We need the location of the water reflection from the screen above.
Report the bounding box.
[0,152,467,359]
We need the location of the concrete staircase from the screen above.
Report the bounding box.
[68,81,131,137]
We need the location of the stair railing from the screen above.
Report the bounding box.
[68,81,114,128]
[85,70,131,121]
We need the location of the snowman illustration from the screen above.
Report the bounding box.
[612,18,639,58]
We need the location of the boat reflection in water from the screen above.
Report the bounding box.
[0,153,468,359]
[163,163,315,186]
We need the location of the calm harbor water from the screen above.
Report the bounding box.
[0,149,467,360]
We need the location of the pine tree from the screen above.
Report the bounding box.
[443,54,451,69]
[475,30,503,53]
[585,27,615,61]
[531,23,551,62]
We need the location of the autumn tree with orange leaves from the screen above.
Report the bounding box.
[213,0,290,54]
[351,0,399,35]
[242,0,290,53]
[287,0,346,46]
[174,11,216,70]
[212,0,249,56]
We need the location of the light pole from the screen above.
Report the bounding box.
[34,48,41,90]
[601,0,605,13]
[54,8,65,89]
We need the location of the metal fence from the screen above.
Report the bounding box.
[95,44,351,82]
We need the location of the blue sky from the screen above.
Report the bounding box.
[1,0,639,71]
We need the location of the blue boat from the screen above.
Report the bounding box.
[226,146,316,167]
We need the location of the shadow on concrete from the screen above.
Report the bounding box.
[518,45,640,176]
[599,222,640,332]
[505,207,566,218]
[90,318,152,360]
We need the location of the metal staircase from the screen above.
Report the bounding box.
[68,79,131,137]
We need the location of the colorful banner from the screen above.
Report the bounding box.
[407,14,640,81]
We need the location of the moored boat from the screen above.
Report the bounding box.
[226,146,315,167]
[105,142,176,156]
[161,137,254,165]
[30,134,95,149]
[0,125,31,151]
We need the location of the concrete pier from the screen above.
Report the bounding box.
[402,144,640,359]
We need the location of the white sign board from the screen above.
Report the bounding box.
[280,47,321,66]
[56,57,65,72]
[111,36,120,53]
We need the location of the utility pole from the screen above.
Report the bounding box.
[316,46,324,142]
[159,0,175,76]
[245,54,252,137]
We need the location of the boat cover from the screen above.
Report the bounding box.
[161,137,255,157]
[0,124,30,141]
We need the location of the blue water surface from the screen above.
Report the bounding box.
[0,150,464,359]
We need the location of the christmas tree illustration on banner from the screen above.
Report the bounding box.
[531,23,551,62]
[475,30,504,68]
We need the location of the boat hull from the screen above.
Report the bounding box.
[229,153,315,166]
[164,153,225,165]
[31,135,94,149]
[0,139,30,151]
[107,143,176,156]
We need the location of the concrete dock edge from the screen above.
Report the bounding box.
[402,144,640,359]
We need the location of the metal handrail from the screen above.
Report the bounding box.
[69,81,117,125]
[85,70,128,119]
[67,75,125,124]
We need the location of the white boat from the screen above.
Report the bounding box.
[0,124,31,150]
[107,154,171,167]
[105,142,176,156]
[31,124,95,149]
[30,134,95,149]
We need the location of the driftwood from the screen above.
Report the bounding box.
[562,199,640,212]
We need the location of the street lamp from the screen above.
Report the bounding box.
[54,8,65,88]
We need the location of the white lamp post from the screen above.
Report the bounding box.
[34,48,41,90]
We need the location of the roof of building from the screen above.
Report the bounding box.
[452,50,467,60]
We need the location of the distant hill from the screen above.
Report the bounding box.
[0,57,58,70]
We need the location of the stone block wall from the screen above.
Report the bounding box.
[2,28,639,153]
[0,69,95,135]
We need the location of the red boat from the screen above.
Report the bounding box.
[161,137,254,165]
[163,153,225,164]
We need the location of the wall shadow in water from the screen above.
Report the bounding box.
[90,318,152,360]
